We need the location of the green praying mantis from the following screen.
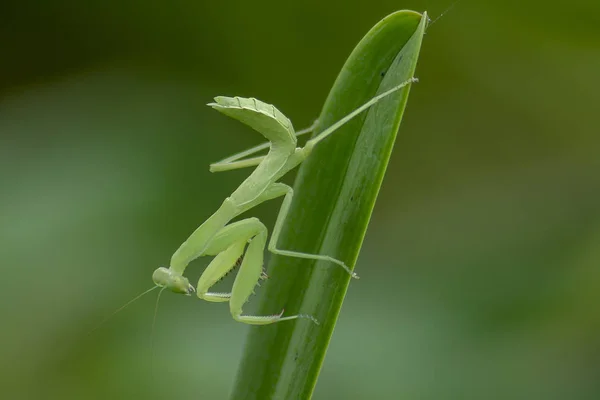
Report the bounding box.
[149,76,418,325]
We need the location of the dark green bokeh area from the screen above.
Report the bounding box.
[1,1,599,399]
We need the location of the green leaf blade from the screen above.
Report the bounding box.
[231,10,427,400]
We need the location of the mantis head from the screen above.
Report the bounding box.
[152,267,195,295]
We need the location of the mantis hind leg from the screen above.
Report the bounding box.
[209,120,319,173]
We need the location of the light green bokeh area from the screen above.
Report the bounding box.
[1,1,599,399]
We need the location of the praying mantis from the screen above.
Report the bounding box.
[151,77,418,325]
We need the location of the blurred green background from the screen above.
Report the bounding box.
[1,1,599,399]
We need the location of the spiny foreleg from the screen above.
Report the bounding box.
[228,225,311,325]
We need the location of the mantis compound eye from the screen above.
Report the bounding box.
[152,267,195,295]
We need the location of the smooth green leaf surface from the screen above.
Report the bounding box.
[231,10,427,400]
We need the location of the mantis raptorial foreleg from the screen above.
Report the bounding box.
[151,77,418,324]
[229,228,298,324]
[197,241,244,302]
[198,216,308,323]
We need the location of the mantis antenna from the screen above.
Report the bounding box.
[150,287,166,381]
[88,285,159,334]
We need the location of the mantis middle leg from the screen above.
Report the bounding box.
[208,160,358,278]
[263,183,359,278]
